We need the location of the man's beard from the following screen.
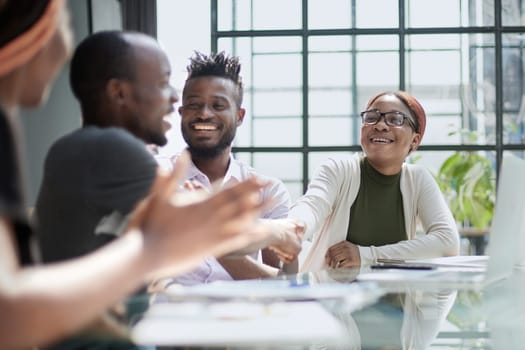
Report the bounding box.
[187,143,229,159]
[184,126,236,160]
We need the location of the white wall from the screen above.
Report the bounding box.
[21,0,122,205]
[156,0,211,157]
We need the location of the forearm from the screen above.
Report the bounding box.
[0,229,152,349]
[358,228,460,265]
[288,202,317,241]
[289,157,348,241]
[217,255,279,280]
[222,232,274,256]
[219,218,303,258]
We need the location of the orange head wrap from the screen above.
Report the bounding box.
[366,90,427,141]
[0,0,64,77]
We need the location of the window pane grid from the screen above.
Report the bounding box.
[210,0,525,194]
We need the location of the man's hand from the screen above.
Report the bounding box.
[325,240,361,268]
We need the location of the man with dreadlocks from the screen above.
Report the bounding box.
[166,51,305,285]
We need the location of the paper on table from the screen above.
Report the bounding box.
[131,301,350,347]
[357,256,488,290]
[159,278,384,308]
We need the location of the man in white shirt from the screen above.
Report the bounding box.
[168,51,304,284]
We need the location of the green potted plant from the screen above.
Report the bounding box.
[435,129,496,234]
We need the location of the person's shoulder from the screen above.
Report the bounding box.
[49,127,150,163]
[92,126,144,146]
[328,152,360,164]
[403,162,430,175]
[50,126,138,147]
[233,160,290,214]
[235,159,283,185]
[403,162,436,185]
[45,128,87,159]
[97,128,155,166]
[88,127,148,153]
[316,152,362,173]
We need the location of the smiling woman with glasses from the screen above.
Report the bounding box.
[286,90,459,272]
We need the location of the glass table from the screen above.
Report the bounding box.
[69,265,525,349]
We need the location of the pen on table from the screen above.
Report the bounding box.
[371,264,434,270]
[376,258,406,264]
[371,259,436,270]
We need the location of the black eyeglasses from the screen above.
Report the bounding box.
[360,109,417,131]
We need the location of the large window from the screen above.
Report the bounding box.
[158,0,525,201]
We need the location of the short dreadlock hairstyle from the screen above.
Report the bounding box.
[184,51,244,108]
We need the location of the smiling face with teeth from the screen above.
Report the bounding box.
[360,94,421,175]
[179,76,245,159]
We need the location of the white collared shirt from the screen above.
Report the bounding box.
[158,152,291,284]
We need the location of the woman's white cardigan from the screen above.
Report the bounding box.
[289,154,460,272]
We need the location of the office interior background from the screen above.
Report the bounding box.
[158,0,525,204]
[22,0,525,247]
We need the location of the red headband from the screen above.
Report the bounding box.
[0,0,64,77]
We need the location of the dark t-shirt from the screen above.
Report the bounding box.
[0,108,32,265]
[346,157,407,246]
[34,126,157,263]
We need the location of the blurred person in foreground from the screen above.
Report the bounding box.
[0,1,273,348]
[34,30,187,264]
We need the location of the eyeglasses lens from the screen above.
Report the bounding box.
[362,111,404,127]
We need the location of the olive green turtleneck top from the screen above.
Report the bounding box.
[346,157,407,246]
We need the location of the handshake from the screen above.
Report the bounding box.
[238,218,305,264]
[129,151,305,281]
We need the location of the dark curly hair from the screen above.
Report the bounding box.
[184,51,243,108]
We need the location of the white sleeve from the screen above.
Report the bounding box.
[260,177,291,219]
[288,157,348,240]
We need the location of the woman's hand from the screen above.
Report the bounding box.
[325,240,361,268]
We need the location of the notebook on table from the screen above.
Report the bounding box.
[357,153,525,289]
